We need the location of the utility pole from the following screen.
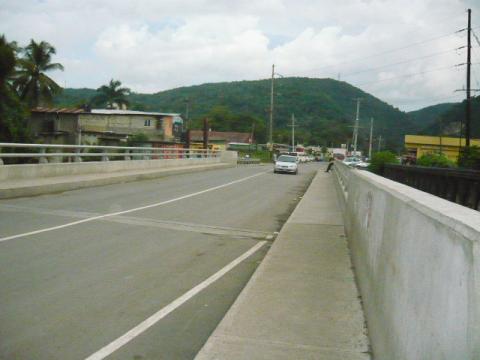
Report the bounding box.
[203,118,209,150]
[269,64,275,150]
[353,98,362,155]
[466,8,472,147]
[184,98,190,130]
[287,113,298,151]
[368,117,373,159]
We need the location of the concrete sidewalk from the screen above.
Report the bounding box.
[195,168,371,359]
[0,163,231,199]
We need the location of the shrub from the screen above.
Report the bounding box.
[368,151,398,175]
[458,146,480,170]
[416,153,456,168]
[127,132,149,146]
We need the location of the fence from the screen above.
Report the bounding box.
[237,158,261,165]
[0,143,219,165]
[384,164,480,210]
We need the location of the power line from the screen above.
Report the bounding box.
[284,29,465,77]
[355,64,462,87]
[340,47,465,79]
[387,94,465,108]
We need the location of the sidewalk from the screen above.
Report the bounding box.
[0,163,231,199]
[195,168,371,359]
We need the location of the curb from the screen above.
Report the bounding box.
[0,163,234,199]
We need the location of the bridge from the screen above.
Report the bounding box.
[0,144,479,359]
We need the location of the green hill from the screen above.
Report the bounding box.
[54,77,419,151]
[407,103,456,129]
[422,96,480,138]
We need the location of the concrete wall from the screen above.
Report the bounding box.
[0,151,237,181]
[333,161,480,360]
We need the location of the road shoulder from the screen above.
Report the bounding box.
[195,167,371,360]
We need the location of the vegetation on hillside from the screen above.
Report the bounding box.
[407,103,455,129]
[54,78,421,151]
[422,96,480,138]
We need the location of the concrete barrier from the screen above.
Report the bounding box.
[333,161,480,360]
[0,151,237,181]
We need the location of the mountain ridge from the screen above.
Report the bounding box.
[53,77,452,150]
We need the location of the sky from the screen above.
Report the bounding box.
[1,0,480,111]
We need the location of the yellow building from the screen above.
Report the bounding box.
[405,135,480,162]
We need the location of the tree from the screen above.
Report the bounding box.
[368,151,398,175]
[14,39,64,108]
[93,79,130,109]
[191,105,267,143]
[0,35,29,142]
[458,146,480,170]
[416,153,455,168]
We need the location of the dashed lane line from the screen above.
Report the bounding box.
[0,171,268,243]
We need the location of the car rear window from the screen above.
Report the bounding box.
[278,156,296,163]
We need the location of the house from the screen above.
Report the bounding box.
[405,134,480,162]
[188,130,254,151]
[28,107,184,147]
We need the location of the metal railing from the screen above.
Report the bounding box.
[0,143,220,165]
[384,164,480,210]
[237,158,261,165]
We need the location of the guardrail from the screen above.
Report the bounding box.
[0,143,219,165]
[384,164,480,210]
[237,158,261,165]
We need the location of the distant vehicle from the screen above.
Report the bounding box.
[354,161,369,169]
[274,155,298,174]
[343,156,369,169]
[343,157,362,166]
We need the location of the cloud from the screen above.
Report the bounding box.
[1,0,479,110]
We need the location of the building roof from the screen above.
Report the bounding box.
[90,109,180,116]
[405,134,480,147]
[31,107,180,117]
[31,107,85,114]
[190,130,253,143]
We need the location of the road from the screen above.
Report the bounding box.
[0,163,319,360]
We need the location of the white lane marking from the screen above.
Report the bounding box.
[84,240,267,360]
[0,171,268,243]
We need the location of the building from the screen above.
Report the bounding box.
[405,135,480,162]
[28,107,184,146]
[188,130,253,151]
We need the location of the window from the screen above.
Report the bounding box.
[144,119,151,127]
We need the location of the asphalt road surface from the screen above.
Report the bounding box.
[0,163,320,360]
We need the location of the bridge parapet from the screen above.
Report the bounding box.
[0,142,237,181]
[333,161,480,359]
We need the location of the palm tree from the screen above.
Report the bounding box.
[0,35,29,142]
[0,35,16,87]
[14,39,64,108]
[93,79,130,109]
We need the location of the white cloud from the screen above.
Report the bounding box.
[1,0,479,110]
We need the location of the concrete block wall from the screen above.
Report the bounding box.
[0,151,237,181]
[333,161,480,360]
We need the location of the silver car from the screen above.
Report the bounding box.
[274,155,298,174]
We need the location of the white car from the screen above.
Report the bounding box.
[343,157,362,167]
[274,155,298,174]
